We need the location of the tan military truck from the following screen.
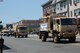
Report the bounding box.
[39,16,77,43]
[13,25,28,38]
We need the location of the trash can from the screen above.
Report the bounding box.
[0,37,4,53]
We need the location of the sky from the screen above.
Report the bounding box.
[0,0,48,25]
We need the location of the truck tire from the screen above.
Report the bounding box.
[39,35,42,39]
[25,35,28,38]
[41,32,47,42]
[21,36,24,38]
[39,33,42,39]
[14,33,17,38]
[53,35,59,43]
[18,35,20,38]
[41,35,46,42]
[15,35,16,38]
[69,36,76,43]
[39,32,42,39]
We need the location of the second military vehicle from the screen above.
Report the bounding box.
[13,25,28,38]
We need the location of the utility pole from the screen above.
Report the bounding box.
[0,0,4,53]
[67,0,70,17]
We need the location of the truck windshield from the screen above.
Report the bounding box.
[61,18,76,25]
[19,27,27,30]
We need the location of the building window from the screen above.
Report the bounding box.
[73,0,77,6]
[70,0,72,5]
[74,13,76,16]
[71,11,72,17]
[73,0,80,4]
[77,0,79,3]
[60,7,62,11]
[74,8,80,16]
[79,11,80,15]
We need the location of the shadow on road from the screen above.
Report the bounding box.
[3,44,11,50]
[47,38,80,44]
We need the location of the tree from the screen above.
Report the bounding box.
[27,27,32,33]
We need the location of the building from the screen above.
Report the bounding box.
[13,20,40,33]
[42,0,80,18]
[42,0,53,16]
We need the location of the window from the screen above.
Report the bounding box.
[64,4,66,8]
[74,13,76,16]
[61,19,76,25]
[77,0,79,3]
[73,0,80,4]
[70,0,72,5]
[73,0,77,6]
[74,8,80,16]
[79,12,80,15]
[71,11,72,17]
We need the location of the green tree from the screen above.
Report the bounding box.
[27,27,32,33]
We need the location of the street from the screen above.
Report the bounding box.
[2,34,80,53]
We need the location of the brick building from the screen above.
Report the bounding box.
[13,20,40,33]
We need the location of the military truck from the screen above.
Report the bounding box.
[13,25,28,38]
[39,16,77,43]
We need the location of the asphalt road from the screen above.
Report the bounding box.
[1,34,80,53]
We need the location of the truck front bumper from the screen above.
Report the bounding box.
[60,32,76,38]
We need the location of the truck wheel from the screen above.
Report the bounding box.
[69,36,76,43]
[41,33,46,42]
[21,36,24,38]
[39,33,42,39]
[39,32,42,39]
[18,36,20,38]
[39,35,42,39]
[25,35,28,38]
[53,36,59,43]
[41,35,46,42]
[15,35,16,38]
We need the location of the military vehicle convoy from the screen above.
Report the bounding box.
[39,16,77,43]
[13,25,28,38]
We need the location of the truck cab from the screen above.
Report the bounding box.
[52,18,77,42]
[15,25,28,38]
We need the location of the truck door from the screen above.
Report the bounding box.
[56,19,60,31]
